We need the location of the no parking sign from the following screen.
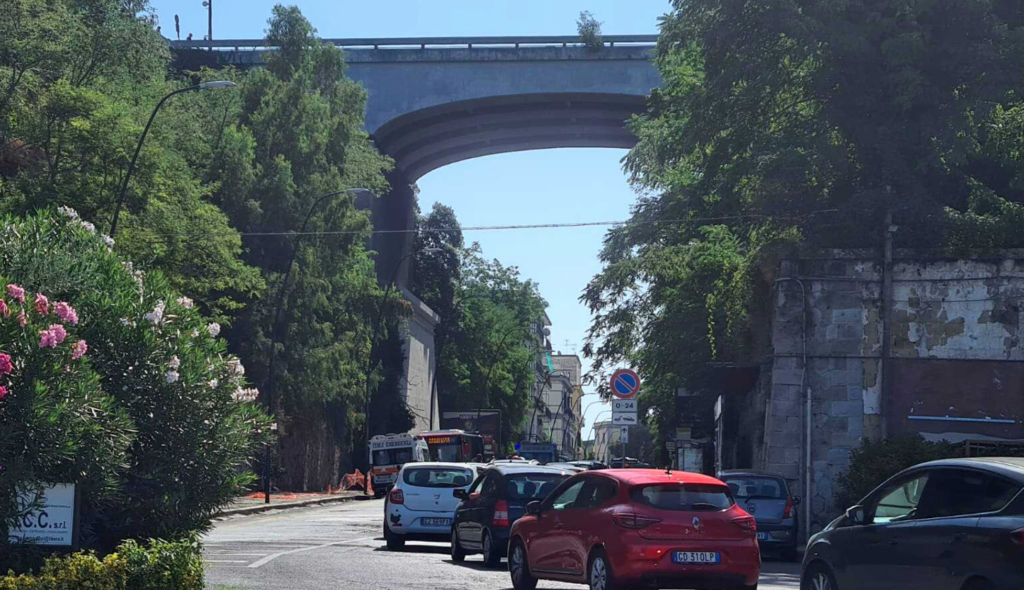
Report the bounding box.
[610,368,641,399]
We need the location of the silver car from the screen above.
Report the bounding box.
[719,469,801,561]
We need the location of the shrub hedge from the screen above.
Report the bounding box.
[0,537,203,590]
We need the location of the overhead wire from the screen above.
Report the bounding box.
[118,209,841,242]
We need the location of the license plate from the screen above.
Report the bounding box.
[756,532,769,541]
[672,551,720,565]
[421,517,451,527]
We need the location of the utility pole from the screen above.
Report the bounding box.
[880,210,896,439]
[202,0,212,49]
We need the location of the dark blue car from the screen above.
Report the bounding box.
[451,464,573,568]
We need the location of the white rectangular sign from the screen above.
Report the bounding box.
[612,399,637,413]
[618,427,629,443]
[612,412,638,426]
[8,484,76,546]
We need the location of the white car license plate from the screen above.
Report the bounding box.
[421,517,451,527]
[756,532,769,541]
[672,551,720,564]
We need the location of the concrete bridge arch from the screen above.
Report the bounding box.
[171,35,661,433]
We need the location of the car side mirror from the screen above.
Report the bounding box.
[453,489,467,499]
[526,501,542,516]
[846,505,866,526]
[793,496,802,506]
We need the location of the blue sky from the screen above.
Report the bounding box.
[149,0,671,440]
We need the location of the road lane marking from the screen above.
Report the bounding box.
[247,536,377,569]
[205,560,250,564]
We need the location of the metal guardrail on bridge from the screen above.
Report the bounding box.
[168,34,659,52]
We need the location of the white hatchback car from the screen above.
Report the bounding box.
[384,462,480,550]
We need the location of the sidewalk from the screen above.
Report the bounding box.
[217,490,366,517]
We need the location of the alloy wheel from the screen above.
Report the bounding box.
[810,571,832,590]
[511,545,525,584]
[590,556,608,590]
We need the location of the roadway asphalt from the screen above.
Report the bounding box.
[203,498,801,590]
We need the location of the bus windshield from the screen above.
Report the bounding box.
[428,442,461,462]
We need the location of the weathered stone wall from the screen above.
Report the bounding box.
[399,288,440,433]
[765,251,1024,536]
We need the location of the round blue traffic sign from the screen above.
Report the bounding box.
[611,368,641,399]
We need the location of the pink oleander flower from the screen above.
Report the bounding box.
[0,353,12,376]
[71,340,88,360]
[17,311,27,327]
[39,329,57,348]
[54,302,78,326]
[6,284,25,303]
[0,299,7,317]
[0,385,7,400]
[34,293,49,316]
[49,324,67,345]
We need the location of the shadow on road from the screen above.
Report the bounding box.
[760,560,802,588]
[445,559,507,573]
[374,544,450,555]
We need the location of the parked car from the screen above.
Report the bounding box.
[546,462,587,473]
[719,469,800,561]
[451,464,574,567]
[508,469,760,590]
[567,460,608,470]
[384,462,480,550]
[802,457,1024,590]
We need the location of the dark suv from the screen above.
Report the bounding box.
[802,457,1024,590]
[719,469,800,561]
[451,464,573,567]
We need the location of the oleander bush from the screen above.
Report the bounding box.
[0,210,269,568]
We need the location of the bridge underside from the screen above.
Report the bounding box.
[373,93,643,182]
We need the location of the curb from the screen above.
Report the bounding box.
[217,493,366,518]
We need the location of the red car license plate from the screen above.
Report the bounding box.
[672,551,720,564]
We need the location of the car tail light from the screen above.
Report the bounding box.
[613,513,661,530]
[783,497,795,519]
[1012,527,1024,546]
[493,500,510,527]
[389,488,404,505]
[731,515,756,535]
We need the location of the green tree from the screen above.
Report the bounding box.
[585,0,1024,456]
[0,0,263,323]
[434,246,548,452]
[203,5,393,489]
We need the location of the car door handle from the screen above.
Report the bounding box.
[554,523,565,529]
[952,533,966,542]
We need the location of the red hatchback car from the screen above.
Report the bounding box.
[508,469,760,590]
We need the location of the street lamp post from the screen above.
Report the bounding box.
[109,81,236,237]
[364,246,441,496]
[263,188,374,504]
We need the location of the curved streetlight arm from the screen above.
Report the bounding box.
[109,81,236,237]
[263,188,369,503]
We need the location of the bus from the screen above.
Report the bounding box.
[420,430,485,463]
[515,442,558,464]
[369,433,429,496]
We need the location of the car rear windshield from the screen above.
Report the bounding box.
[631,483,735,511]
[506,473,567,501]
[722,476,787,500]
[402,467,473,488]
